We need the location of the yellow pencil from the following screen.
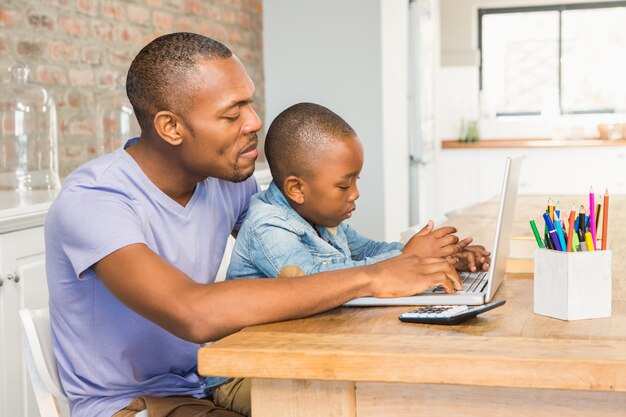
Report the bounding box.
[584,232,595,251]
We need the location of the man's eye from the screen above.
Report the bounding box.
[224,115,240,121]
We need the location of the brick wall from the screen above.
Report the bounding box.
[0,0,264,177]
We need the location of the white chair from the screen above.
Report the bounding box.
[19,308,149,417]
[19,308,68,417]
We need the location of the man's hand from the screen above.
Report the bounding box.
[401,220,472,258]
[366,254,462,297]
[448,245,491,272]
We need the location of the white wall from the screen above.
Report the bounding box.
[263,0,409,241]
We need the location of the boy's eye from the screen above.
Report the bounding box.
[224,114,240,121]
[338,184,350,190]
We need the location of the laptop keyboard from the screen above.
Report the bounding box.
[429,271,489,294]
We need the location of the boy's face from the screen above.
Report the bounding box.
[298,135,364,228]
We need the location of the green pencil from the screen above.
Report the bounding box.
[529,219,544,248]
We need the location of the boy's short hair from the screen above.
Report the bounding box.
[265,102,356,186]
[126,32,232,132]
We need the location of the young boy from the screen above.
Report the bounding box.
[212,103,490,415]
[225,102,490,280]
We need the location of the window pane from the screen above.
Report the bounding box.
[482,12,559,115]
[561,7,626,113]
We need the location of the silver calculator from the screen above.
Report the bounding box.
[399,300,506,325]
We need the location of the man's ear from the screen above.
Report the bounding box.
[283,175,306,205]
[153,111,184,146]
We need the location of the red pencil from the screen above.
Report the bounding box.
[566,208,575,252]
[602,189,609,250]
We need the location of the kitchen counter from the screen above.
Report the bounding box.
[0,190,56,234]
[442,138,626,149]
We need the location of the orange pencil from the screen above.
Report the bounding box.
[602,189,609,250]
[566,208,575,252]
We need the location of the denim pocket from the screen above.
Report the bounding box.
[311,252,342,266]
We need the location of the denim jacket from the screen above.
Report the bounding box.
[226,181,404,279]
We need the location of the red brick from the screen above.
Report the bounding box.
[196,21,212,37]
[50,40,80,62]
[59,16,88,37]
[221,10,236,24]
[36,64,68,85]
[205,5,220,20]
[242,0,261,12]
[96,69,120,89]
[69,68,95,87]
[81,46,103,66]
[108,49,134,66]
[228,30,242,44]
[141,32,161,46]
[102,0,126,21]
[144,0,163,6]
[27,12,56,30]
[238,12,252,30]
[152,11,172,30]
[174,18,194,32]
[0,8,20,27]
[59,90,83,109]
[77,0,98,16]
[165,0,184,10]
[184,0,202,15]
[16,39,46,59]
[0,35,7,53]
[127,4,150,26]
[205,25,227,43]
[92,21,114,41]
[117,26,141,43]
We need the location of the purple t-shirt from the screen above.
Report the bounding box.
[44,140,258,417]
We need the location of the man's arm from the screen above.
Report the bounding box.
[93,243,460,343]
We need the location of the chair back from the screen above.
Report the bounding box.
[19,308,67,417]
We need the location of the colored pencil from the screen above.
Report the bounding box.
[602,189,609,250]
[589,187,597,249]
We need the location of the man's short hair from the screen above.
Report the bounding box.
[126,32,232,131]
[265,102,356,186]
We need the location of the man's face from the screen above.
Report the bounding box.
[177,56,262,182]
[298,136,364,228]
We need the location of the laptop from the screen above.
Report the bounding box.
[345,156,521,306]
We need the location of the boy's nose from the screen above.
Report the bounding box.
[350,186,360,202]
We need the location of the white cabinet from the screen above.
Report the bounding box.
[0,202,52,417]
[437,146,626,219]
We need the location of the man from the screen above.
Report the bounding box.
[45,33,462,417]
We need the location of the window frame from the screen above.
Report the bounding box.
[478,1,626,117]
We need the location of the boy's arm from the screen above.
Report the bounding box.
[240,222,401,277]
[343,224,404,261]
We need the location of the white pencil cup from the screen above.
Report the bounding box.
[533,249,612,321]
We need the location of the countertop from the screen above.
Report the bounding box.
[442,138,626,149]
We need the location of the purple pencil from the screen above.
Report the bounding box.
[589,187,597,249]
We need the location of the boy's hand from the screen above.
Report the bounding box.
[447,245,491,272]
[401,220,472,258]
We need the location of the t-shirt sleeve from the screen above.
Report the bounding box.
[48,185,147,279]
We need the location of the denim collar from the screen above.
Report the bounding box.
[265,180,327,236]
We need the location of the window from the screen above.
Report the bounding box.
[479,2,626,117]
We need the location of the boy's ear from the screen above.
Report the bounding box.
[153,111,184,146]
[283,175,306,205]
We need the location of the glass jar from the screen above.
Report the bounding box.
[95,76,139,154]
[0,62,60,192]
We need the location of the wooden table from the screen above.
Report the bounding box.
[198,196,626,417]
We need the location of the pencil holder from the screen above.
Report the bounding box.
[533,249,612,321]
